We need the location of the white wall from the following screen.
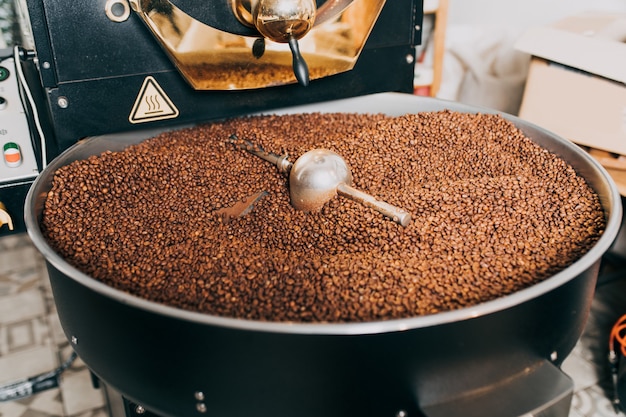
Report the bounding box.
[447,0,626,29]
[439,0,626,114]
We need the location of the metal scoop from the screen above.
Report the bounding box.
[229,135,411,227]
[215,190,268,224]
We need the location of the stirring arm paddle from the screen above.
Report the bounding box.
[337,183,411,227]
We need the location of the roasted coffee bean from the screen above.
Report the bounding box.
[41,112,606,323]
[187,63,335,89]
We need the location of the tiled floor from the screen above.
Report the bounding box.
[0,234,107,417]
[0,232,625,417]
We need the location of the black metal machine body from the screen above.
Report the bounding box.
[21,0,421,151]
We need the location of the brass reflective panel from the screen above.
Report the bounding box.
[129,0,386,90]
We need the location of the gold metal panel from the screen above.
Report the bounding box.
[128,0,386,90]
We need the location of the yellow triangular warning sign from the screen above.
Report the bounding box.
[129,76,180,124]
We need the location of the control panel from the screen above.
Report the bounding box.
[0,51,40,233]
[0,54,39,183]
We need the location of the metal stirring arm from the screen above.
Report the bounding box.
[337,183,411,227]
[228,135,412,227]
[228,135,292,173]
[289,148,412,227]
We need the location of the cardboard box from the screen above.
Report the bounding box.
[516,12,626,156]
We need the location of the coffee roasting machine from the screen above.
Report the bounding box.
[1,1,624,417]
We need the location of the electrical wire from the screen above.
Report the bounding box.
[13,45,47,170]
[609,313,626,412]
[0,351,77,402]
[610,314,626,357]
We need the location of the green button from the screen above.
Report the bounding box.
[0,66,9,82]
[4,142,19,151]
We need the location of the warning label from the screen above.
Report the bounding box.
[129,76,179,124]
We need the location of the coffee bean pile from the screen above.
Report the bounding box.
[41,111,606,322]
[188,60,338,89]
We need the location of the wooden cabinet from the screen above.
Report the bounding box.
[415,0,448,97]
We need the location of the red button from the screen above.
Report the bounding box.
[3,142,22,167]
